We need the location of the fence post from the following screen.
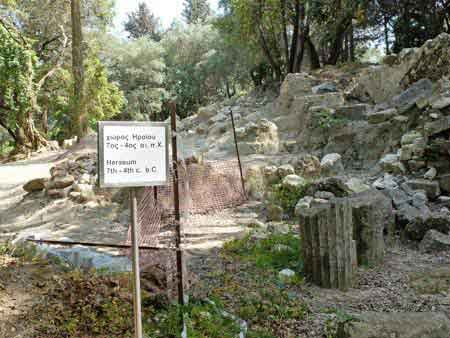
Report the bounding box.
[229,108,246,198]
[170,102,185,307]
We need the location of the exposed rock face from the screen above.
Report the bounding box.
[340,312,450,338]
[236,119,279,155]
[401,33,450,87]
[23,178,48,192]
[391,78,434,114]
[420,229,450,252]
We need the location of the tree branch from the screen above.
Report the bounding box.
[36,25,68,91]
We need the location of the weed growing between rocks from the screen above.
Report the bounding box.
[194,229,313,337]
[266,182,309,218]
[223,230,303,272]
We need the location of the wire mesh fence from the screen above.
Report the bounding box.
[125,155,247,299]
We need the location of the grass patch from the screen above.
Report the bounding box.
[203,229,310,337]
[222,230,302,272]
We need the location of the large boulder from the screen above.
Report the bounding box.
[391,78,434,114]
[339,312,450,338]
[47,175,75,190]
[404,210,450,241]
[23,178,48,192]
[420,229,450,252]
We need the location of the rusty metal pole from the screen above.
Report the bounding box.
[229,108,247,198]
[170,102,184,307]
[130,188,143,338]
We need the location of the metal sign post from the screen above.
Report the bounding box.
[169,103,185,299]
[130,188,142,338]
[98,121,169,338]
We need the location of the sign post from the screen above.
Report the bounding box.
[98,121,169,338]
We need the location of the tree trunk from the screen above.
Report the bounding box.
[280,0,290,69]
[14,110,48,153]
[71,0,85,139]
[383,15,390,55]
[306,36,321,70]
[293,4,306,73]
[349,22,355,62]
[289,0,301,73]
[326,16,351,65]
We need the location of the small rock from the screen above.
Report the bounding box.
[281,175,308,191]
[69,192,82,202]
[294,196,314,216]
[412,191,428,208]
[401,131,423,146]
[406,179,441,200]
[367,108,398,124]
[420,230,450,252]
[373,174,398,190]
[47,175,75,189]
[23,178,48,192]
[272,244,294,253]
[277,164,295,178]
[424,167,437,180]
[47,187,71,199]
[320,153,344,176]
[314,191,335,200]
[438,196,450,203]
[79,173,91,184]
[311,82,337,94]
[267,204,283,222]
[279,268,295,279]
[379,154,406,174]
[384,187,411,208]
[263,165,279,185]
[345,178,370,193]
[431,96,450,110]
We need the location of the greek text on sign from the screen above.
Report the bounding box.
[98,121,169,187]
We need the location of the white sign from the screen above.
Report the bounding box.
[98,121,169,188]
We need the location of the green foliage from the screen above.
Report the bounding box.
[316,109,348,130]
[0,20,37,127]
[41,52,125,142]
[324,308,357,338]
[124,2,161,40]
[83,56,125,129]
[182,0,212,24]
[223,230,302,272]
[33,270,134,337]
[147,300,241,338]
[162,23,244,117]
[267,183,309,217]
[102,35,165,121]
